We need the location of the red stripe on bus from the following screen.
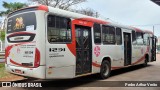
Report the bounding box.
[79,18,109,24]
[8,48,40,68]
[111,56,145,70]
[5,41,36,59]
[92,55,146,69]
[34,48,40,68]
[7,32,35,37]
[92,62,101,67]
[67,20,95,56]
[10,59,33,68]
[132,27,144,32]
[5,45,13,63]
[66,44,76,56]
[37,5,48,12]
[145,30,154,35]
[10,59,23,66]
[66,21,76,56]
[132,55,145,65]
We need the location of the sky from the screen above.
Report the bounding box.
[0,0,160,36]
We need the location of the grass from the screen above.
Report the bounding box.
[0,63,10,79]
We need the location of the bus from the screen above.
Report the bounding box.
[144,30,157,62]
[5,5,156,79]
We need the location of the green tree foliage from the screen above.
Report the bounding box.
[0,1,27,16]
[0,31,5,41]
[0,1,27,32]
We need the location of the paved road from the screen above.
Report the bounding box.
[1,54,160,90]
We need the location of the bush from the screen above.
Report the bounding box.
[0,31,5,41]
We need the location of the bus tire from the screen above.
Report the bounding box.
[99,60,111,79]
[143,57,148,67]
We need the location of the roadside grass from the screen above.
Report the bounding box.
[0,63,25,81]
[0,63,10,78]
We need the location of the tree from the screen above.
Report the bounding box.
[72,8,99,18]
[0,30,5,41]
[0,1,27,16]
[28,0,99,17]
[28,0,87,10]
[0,1,27,41]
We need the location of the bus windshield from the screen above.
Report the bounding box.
[7,12,37,43]
[7,12,37,34]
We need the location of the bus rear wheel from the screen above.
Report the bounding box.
[100,60,111,79]
[143,57,148,67]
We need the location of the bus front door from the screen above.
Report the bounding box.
[123,33,132,66]
[75,25,92,75]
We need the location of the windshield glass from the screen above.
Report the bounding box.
[7,12,37,34]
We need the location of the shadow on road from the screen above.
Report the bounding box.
[18,64,153,89]
[110,64,152,77]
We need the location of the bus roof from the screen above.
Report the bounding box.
[131,27,144,33]
[8,5,150,34]
[144,30,154,35]
[8,5,48,17]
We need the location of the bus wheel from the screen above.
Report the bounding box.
[143,57,148,67]
[100,60,111,79]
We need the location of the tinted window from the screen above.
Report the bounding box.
[132,30,137,45]
[116,28,122,45]
[93,23,101,44]
[7,12,37,34]
[47,15,71,43]
[136,32,144,45]
[102,25,115,44]
[143,33,150,45]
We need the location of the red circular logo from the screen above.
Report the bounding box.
[94,46,100,57]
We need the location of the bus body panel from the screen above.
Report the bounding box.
[5,5,156,79]
[45,43,76,78]
[5,65,46,79]
[5,10,47,79]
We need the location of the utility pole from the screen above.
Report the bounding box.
[96,12,98,18]
[46,0,48,6]
[153,25,155,35]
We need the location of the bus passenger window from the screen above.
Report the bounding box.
[93,23,101,44]
[102,25,115,44]
[132,30,137,45]
[143,33,149,45]
[116,28,122,45]
[136,32,144,45]
[47,15,71,43]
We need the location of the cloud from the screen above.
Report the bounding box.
[81,0,160,36]
[0,0,159,36]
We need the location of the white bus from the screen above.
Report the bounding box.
[144,30,157,62]
[5,5,156,79]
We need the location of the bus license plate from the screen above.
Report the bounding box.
[15,69,22,74]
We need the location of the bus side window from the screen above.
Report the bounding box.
[116,28,122,45]
[143,33,149,45]
[132,30,137,45]
[93,23,101,44]
[102,25,115,44]
[136,32,144,45]
[47,15,71,43]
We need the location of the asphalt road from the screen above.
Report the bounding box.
[1,54,160,90]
